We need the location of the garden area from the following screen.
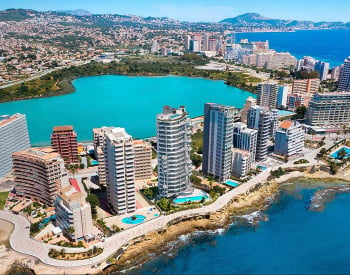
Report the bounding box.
[48,246,103,260]
[0,192,9,210]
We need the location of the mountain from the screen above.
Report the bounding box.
[56,9,92,16]
[220,13,348,29]
[0,9,40,21]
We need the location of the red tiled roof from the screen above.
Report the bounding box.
[69,178,81,192]
[279,121,293,129]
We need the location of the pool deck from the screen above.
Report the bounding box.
[330,146,350,158]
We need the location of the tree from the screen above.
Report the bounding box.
[190,153,202,167]
[111,224,120,233]
[143,188,154,198]
[292,106,307,120]
[337,148,347,160]
[157,198,171,211]
[67,226,75,234]
[310,129,316,140]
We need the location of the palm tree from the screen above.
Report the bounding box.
[310,129,316,140]
[337,148,347,160]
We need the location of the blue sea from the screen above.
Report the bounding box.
[236,29,350,67]
[130,180,350,275]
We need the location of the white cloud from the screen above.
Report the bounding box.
[151,3,236,22]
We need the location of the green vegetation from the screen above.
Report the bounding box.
[190,174,202,186]
[86,193,99,219]
[30,221,41,236]
[157,198,172,212]
[142,187,158,200]
[269,167,285,179]
[294,159,310,164]
[291,106,308,120]
[0,57,261,103]
[48,246,103,260]
[192,130,203,154]
[96,219,112,236]
[55,240,83,248]
[0,192,9,210]
[294,70,320,80]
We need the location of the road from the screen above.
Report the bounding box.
[0,139,337,268]
[0,60,91,90]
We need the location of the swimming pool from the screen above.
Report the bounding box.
[39,214,56,228]
[91,160,98,166]
[122,215,146,225]
[173,195,208,204]
[330,146,350,159]
[257,165,267,171]
[224,180,240,187]
[277,110,294,116]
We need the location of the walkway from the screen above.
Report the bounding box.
[0,141,334,268]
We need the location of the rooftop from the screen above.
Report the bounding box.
[279,121,293,129]
[53,125,74,132]
[0,113,24,128]
[13,147,61,161]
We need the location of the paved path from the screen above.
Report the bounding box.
[0,140,335,268]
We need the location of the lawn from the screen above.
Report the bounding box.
[0,192,9,210]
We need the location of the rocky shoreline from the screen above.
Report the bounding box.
[104,169,350,274]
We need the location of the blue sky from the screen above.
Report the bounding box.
[0,0,349,22]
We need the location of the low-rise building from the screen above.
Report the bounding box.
[274,121,304,157]
[231,148,252,178]
[55,178,94,241]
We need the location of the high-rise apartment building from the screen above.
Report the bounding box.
[93,127,153,185]
[306,92,350,127]
[133,140,153,180]
[292,79,320,94]
[184,35,191,51]
[257,82,278,109]
[232,122,258,162]
[315,61,330,81]
[240,97,257,123]
[338,57,350,92]
[105,128,136,214]
[0,113,30,179]
[13,147,67,206]
[274,121,304,157]
[203,103,235,183]
[247,106,272,161]
[55,178,93,241]
[157,106,192,197]
[208,39,217,51]
[51,126,79,163]
[277,85,289,108]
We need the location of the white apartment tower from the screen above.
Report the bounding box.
[0,114,30,179]
[274,121,304,157]
[157,106,192,197]
[105,128,136,214]
[202,103,235,183]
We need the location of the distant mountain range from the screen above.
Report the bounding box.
[56,9,92,16]
[221,13,350,29]
[0,9,349,30]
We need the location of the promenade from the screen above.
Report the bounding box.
[0,140,332,268]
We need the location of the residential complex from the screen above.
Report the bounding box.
[0,113,31,179]
[338,57,350,92]
[247,106,274,161]
[233,122,258,162]
[51,126,79,163]
[240,96,257,123]
[105,128,136,214]
[12,147,67,206]
[55,178,94,241]
[133,140,153,181]
[292,79,320,94]
[156,106,192,197]
[274,121,304,157]
[202,103,235,183]
[257,82,278,109]
[306,92,350,127]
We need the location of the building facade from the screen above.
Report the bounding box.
[306,92,350,127]
[157,106,192,197]
[55,179,94,241]
[277,85,289,108]
[51,126,79,163]
[292,79,320,94]
[0,113,30,179]
[274,121,304,157]
[105,128,136,214]
[231,148,252,178]
[240,96,257,123]
[247,106,272,161]
[133,140,153,180]
[203,103,235,183]
[232,122,258,162]
[338,57,350,92]
[257,82,279,109]
[13,147,67,206]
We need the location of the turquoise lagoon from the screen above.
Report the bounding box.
[0,75,255,146]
